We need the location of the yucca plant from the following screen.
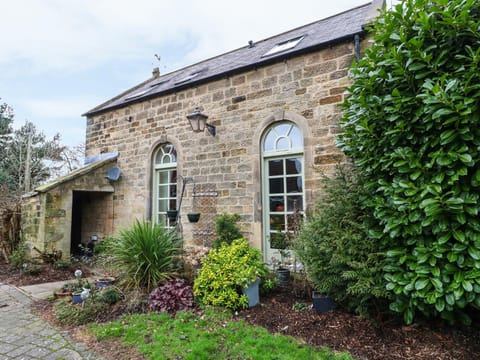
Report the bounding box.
[107,220,182,291]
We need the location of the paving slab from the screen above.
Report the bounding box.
[19,281,67,300]
[0,284,103,360]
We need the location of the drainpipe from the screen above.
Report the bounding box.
[354,34,361,62]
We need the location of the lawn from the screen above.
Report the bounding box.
[90,308,354,360]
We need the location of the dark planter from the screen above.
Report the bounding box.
[187,213,201,223]
[166,210,178,220]
[275,268,290,286]
[312,291,335,313]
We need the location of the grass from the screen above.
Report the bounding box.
[90,308,354,360]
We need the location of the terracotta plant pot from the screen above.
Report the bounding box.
[54,290,72,299]
[187,213,201,223]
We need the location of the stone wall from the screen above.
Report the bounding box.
[85,40,360,247]
[21,160,115,260]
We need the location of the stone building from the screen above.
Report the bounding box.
[21,2,381,261]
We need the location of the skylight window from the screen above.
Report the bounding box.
[124,87,152,101]
[124,82,163,101]
[263,35,305,57]
[174,71,201,85]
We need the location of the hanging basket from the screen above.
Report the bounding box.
[166,210,178,220]
[187,213,201,223]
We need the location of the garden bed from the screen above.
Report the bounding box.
[1,259,479,360]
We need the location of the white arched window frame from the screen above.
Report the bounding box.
[152,143,177,228]
[261,122,305,263]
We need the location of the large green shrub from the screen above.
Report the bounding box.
[107,220,182,291]
[193,238,266,310]
[339,0,480,324]
[295,167,390,316]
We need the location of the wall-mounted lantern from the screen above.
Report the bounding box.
[186,107,216,136]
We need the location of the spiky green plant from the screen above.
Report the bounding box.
[107,220,182,291]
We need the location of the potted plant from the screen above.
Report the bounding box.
[95,276,116,289]
[270,232,292,286]
[270,206,303,286]
[54,282,73,298]
[194,238,267,309]
[70,269,92,304]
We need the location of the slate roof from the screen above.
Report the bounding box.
[84,1,378,116]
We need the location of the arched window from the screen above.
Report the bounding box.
[262,122,304,262]
[152,143,177,228]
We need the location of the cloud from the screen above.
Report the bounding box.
[0,0,370,74]
[1,0,379,148]
[23,98,94,119]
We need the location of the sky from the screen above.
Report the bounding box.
[0,0,393,149]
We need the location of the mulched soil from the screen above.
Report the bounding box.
[236,286,480,360]
[0,260,93,287]
[1,259,479,360]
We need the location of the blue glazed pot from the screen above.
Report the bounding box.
[72,293,83,304]
[96,277,115,289]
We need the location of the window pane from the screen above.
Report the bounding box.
[159,171,168,184]
[269,178,284,194]
[286,177,302,193]
[158,185,168,198]
[170,185,177,197]
[169,199,177,210]
[270,215,285,231]
[270,196,285,212]
[270,232,287,249]
[155,151,163,164]
[276,137,290,151]
[162,155,171,164]
[264,131,275,151]
[158,214,167,225]
[287,196,303,211]
[290,126,303,148]
[158,199,168,211]
[276,124,290,136]
[285,158,301,174]
[170,170,177,183]
[268,160,283,176]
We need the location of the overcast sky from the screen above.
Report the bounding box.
[0,0,392,149]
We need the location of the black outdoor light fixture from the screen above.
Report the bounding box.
[186,107,216,136]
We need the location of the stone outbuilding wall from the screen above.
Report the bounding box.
[21,157,116,260]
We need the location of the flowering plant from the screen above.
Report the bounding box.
[69,269,91,293]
